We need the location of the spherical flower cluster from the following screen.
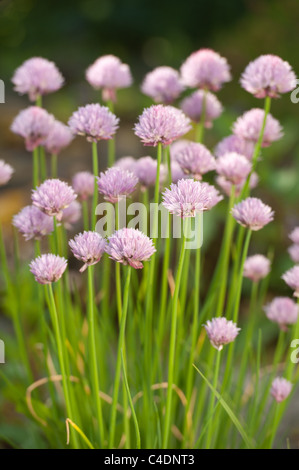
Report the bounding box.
[12,57,64,101]
[68,104,119,142]
[11,106,55,151]
[180,48,231,91]
[289,227,299,244]
[216,172,258,198]
[30,254,67,284]
[288,244,299,264]
[134,105,192,147]
[216,152,252,185]
[264,297,299,331]
[204,317,240,351]
[32,178,77,220]
[72,171,95,200]
[282,266,299,297]
[232,109,283,147]
[134,156,166,189]
[180,90,223,126]
[162,179,222,218]
[175,142,216,180]
[240,54,297,99]
[69,231,107,272]
[114,156,137,173]
[61,200,82,230]
[13,205,54,240]
[170,161,189,184]
[0,160,14,185]
[170,139,192,160]
[44,120,73,155]
[106,228,156,269]
[215,135,255,161]
[141,66,184,104]
[86,55,132,102]
[243,254,271,283]
[232,197,274,231]
[97,167,138,203]
[271,377,292,403]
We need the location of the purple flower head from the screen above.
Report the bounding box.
[12,57,64,101]
[175,142,216,180]
[30,254,67,284]
[11,106,55,151]
[114,156,137,173]
[282,266,299,298]
[68,104,119,143]
[289,227,299,245]
[232,109,283,147]
[271,377,292,403]
[134,105,192,147]
[216,172,258,198]
[135,156,166,189]
[106,228,156,269]
[32,178,77,220]
[69,231,107,272]
[288,244,299,264]
[204,317,240,351]
[162,179,222,218]
[61,200,82,230]
[97,167,138,203]
[0,160,14,185]
[141,66,184,104]
[180,48,231,91]
[180,90,223,126]
[72,171,94,201]
[170,161,189,184]
[243,254,271,283]
[13,205,54,241]
[241,55,297,99]
[215,135,255,161]
[232,197,274,231]
[44,120,73,155]
[170,139,192,160]
[264,297,299,331]
[215,152,252,185]
[86,55,132,102]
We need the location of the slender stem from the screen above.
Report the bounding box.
[36,95,42,107]
[107,100,115,167]
[33,147,39,188]
[82,200,89,231]
[121,349,141,449]
[205,349,221,448]
[109,266,131,448]
[91,142,99,230]
[51,153,58,178]
[39,145,47,181]
[87,265,105,447]
[269,403,280,449]
[195,88,207,143]
[166,145,172,185]
[162,218,188,448]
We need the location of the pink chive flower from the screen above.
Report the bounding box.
[204,317,240,351]
[134,156,166,189]
[11,106,55,151]
[0,160,14,185]
[69,231,107,272]
[86,55,132,102]
[241,55,297,99]
[232,108,283,147]
[289,227,299,244]
[175,142,216,180]
[215,135,255,161]
[162,179,222,218]
[30,254,67,284]
[170,161,189,183]
[13,205,54,241]
[180,90,223,126]
[271,378,292,403]
[106,228,156,269]
[114,156,137,173]
[243,254,271,283]
[72,171,95,200]
[282,266,299,297]
[232,197,274,230]
[264,297,299,331]
[215,152,252,185]
[170,139,192,161]
[288,245,299,264]
[44,120,74,155]
[216,172,258,198]
[68,104,119,143]
[32,179,77,220]
[12,57,64,101]
[141,66,184,104]
[97,167,138,203]
[134,105,192,147]
[180,48,231,91]
[61,201,82,230]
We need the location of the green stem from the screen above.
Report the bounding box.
[268,403,280,449]
[82,200,89,231]
[205,349,221,448]
[33,147,39,188]
[39,146,47,181]
[121,349,141,449]
[195,88,207,143]
[91,141,99,230]
[107,100,115,167]
[51,153,58,178]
